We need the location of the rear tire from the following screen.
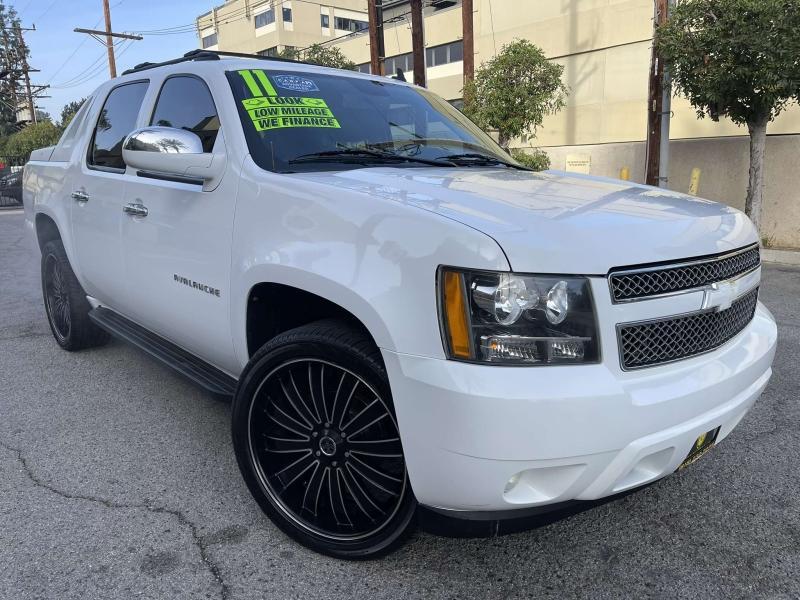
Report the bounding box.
[232,320,416,559]
[41,239,109,351]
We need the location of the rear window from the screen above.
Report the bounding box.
[226,67,513,173]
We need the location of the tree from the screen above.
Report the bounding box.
[656,0,800,232]
[463,39,567,149]
[3,120,61,159]
[59,98,86,129]
[0,2,24,136]
[279,44,357,71]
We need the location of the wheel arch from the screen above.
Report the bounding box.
[243,277,391,361]
[35,212,62,251]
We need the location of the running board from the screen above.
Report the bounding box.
[89,307,238,397]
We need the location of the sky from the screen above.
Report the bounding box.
[8,0,216,119]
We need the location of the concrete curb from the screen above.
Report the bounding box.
[763,248,800,267]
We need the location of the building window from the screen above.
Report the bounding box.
[425,40,464,67]
[384,52,413,76]
[334,16,368,33]
[254,9,275,28]
[356,63,371,74]
[201,32,217,48]
[321,13,330,28]
[257,46,279,57]
[282,45,297,54]
[282,7,292,22]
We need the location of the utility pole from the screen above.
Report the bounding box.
[102,0,116,77]
[75,1,142,79]
[367,0,385,76]
[410,0,425,87]
[462,0,474,84]
[657,0,676,189]
[645,0,670,187]
[13,23,35,124]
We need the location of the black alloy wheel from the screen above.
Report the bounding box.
[43,253,71,345]
[232,321,416,558]
[40,240,109,351]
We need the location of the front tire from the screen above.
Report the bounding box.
[232,320,416,558]
[41,239,109,351]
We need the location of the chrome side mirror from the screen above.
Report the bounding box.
[122,126,223,182]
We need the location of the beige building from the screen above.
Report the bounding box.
[198,0,800,249]
[196,0,369,57]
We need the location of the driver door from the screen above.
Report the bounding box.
[120,75,238,374]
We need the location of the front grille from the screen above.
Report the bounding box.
[610,245,760,302]
[618,286,759,370]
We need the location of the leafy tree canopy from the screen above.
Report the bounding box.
[2,120,61,159]
[279,44,357,71]
[656,0,800,126]
[463,39,568,148]
[0,2,24,136]
[59,98,87,128]
[656,0,800,231]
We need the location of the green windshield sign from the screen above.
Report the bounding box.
[238,70,341,132]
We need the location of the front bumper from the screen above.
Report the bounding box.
[382,302,777,514]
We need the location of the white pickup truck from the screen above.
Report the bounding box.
[23,50,777,558]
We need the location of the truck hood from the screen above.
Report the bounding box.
[288,167,758,274]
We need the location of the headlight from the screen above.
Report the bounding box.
[438,268,599,365]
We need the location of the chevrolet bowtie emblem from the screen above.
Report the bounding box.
[701,269,760,312]
[702,281,735,312]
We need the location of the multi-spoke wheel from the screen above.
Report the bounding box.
[40,240,109,351]
[232,321,416,558]
[44,252,71,345]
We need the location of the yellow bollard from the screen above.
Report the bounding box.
[689,168,702,196]
[619,166,630,181]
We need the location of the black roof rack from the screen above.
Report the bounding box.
[121,49,308,76]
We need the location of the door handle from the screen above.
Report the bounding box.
[123,202,148,218]
[71,191,89,202]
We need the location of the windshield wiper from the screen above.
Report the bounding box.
[289,148,451,167]
[435,152,531,170]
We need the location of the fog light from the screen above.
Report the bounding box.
[504,473,521,494]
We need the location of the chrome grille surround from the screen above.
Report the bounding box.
[617,286,759,370]
[609,244,761,303]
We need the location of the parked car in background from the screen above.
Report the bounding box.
[22,50,778,559]
[0,168,23,206]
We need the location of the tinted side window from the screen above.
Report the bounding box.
[89,81,147,169]
[150,76,220,153]
[89,81,148,170]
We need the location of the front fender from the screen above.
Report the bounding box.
[230,157,509,369]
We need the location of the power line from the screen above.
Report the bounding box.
[51,39,126,88]
[44,0,126,87]
[31,0,58,25]
[14,0,34,17]
[52,39,135,89]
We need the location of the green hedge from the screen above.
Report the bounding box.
[0,121,62,161]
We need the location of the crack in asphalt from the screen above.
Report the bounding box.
[0,439,231,600]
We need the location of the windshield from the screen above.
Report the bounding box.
[226,67,521,173]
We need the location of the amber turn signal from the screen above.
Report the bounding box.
[441,270,472,359]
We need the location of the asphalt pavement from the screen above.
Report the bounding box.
[1,208,799,600]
